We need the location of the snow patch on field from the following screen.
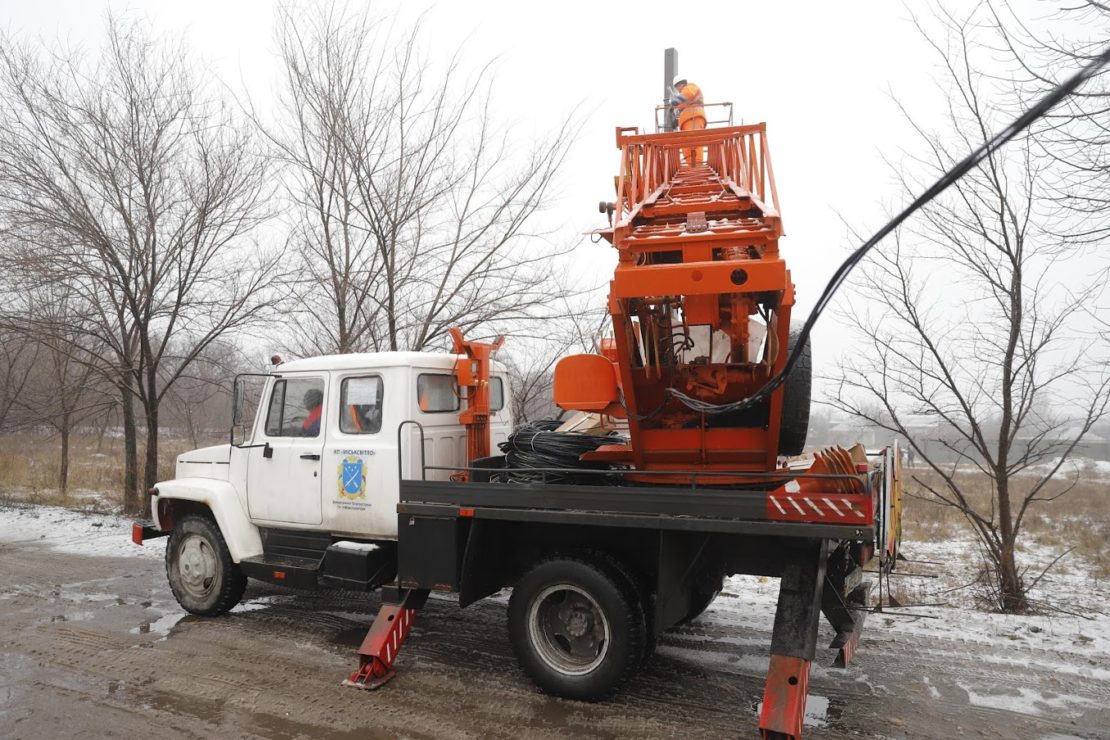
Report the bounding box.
[959,682,1099,717]
[0,503,165,560]
[884,535,1110,662]
[1020,456,1110,482]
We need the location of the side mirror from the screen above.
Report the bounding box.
[232,420,251,447]
[231,373,270,447]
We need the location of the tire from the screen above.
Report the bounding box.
[674,574,725,626]
[165,514,247,616]
[778,328,812,456]
[508,556,646,701]
[585,550,656,666]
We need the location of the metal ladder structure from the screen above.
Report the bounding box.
[576,123,795,479]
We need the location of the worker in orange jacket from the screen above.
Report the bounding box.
[670,76,706,165]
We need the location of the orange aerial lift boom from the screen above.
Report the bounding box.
[556,123,807,480]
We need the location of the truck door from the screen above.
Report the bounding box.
[246,376,325,526]
[322,373,396,538]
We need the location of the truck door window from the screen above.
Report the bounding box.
[264,378,325,437]
[417,374,459,413]
[490,377,504,412]
[340,376,384,434]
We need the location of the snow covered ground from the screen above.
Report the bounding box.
[0,502,166,560]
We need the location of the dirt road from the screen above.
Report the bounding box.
[1,506,1107,739]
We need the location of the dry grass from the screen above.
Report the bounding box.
[0,431,223,510]
[902,466,1110,581]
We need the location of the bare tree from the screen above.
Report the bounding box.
[989,1,1110,246]
[0,327,37,432]
[503,301,609,423]
[828,6,1110,613]
[22,285,112,495]
[265,3,577,355]
[161,340,247,449]
[0,18,283,513]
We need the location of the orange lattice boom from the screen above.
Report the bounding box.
[557,123,798,480]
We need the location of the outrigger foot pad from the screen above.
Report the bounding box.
[831,627,863,669]
[342,588,429,692]
[343,665,396,691]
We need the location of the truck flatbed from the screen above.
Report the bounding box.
[399,478,873,541]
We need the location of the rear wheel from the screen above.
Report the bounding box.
[675,573,725,626]
[508,556,645,701]
[581,549,656,665]
[166,514,246,616]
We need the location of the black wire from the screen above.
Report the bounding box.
[498,420,627,483]
[665,43,1110,417]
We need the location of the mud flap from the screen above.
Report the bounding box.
[759,540,828,739]
[821,555,872,668]
[343,588,429,690]
[825,581,871,668]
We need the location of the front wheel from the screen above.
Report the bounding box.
[508,556,645,701]
[165,514,246,616]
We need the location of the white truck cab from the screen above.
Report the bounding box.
[141,351,512,615]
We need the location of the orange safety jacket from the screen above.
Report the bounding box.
[302,405,322,436]
[672,82,705,128]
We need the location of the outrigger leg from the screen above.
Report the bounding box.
[759,540,829,740]
[343,587,429,690]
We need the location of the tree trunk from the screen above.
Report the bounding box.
[96,412,110,454]
[182,399,197,449]
[143,399,159,519]
[995,476,1028,612]
[121,382,141,515]
[998,537,1028,613]
[58,416,70,496]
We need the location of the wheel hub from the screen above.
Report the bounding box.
[528,583,611,676]
[177,533,217,599]
[563,607,591,638]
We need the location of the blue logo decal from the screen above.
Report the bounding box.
[338,456,366,500]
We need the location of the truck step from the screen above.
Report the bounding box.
[239,554,321,590]
[258,527,333,561]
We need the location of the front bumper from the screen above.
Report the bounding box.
[131,520,167,545]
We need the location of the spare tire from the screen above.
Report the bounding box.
[777,328,811,456]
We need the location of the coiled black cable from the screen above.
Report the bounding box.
[498,420,627,484]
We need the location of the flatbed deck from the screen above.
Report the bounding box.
[399,479,873,540]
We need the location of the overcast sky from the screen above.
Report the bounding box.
[1,0,1073,385]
